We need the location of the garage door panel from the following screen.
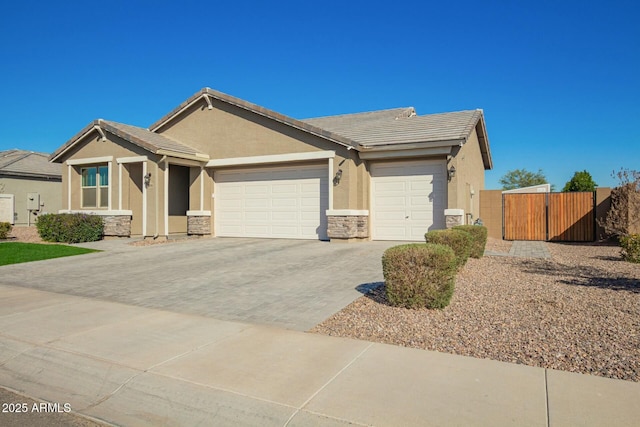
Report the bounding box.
[272,199,297,208]
[376,211,407,220]
[411,196,431,206]
[375,226,409,238]
[372,161,446,241]
[410,211,432,221]
[410,181,432,191]
[215,165,328,240]
[271,226,298,236]
[300,211,319,221]
[272,183,298,193]
[376,196,407,207]
[375,181,407,192]
[244,225,270,236]
[300,198,320,207]
[272,211,298,221]
[245,211,270,221]
[301,182,319,192]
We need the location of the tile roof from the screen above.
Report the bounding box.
[50,120,208,162]
[100,121,207,158]
[50,87,491,169]
[0,149,62,179]
[303,109,483,147]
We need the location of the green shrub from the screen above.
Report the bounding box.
[0,222,12,240]
[453,225,488,258]
[382,243,457,309]
[36,213,104,243]
[620,234,640,263]
[424,228,473,268]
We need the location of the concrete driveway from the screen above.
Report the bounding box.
[0,238,398,330]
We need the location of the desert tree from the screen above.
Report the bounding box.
[562,170,597,192]
[499,168,554,191]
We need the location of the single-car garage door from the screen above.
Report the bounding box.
[371,160,446,241]
[215,164,328,240]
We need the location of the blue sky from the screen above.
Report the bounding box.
[1,0,638,189]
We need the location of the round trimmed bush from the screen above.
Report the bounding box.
[453,225,488,258]
[424,228,473,268]
[382,243,457,309]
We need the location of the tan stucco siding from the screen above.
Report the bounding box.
[332,152,369,210]
[158,98,341,158]
[56,131,166,237]
[447,126,486,222]
[0,176,62,225]
[159,98,366,212]
[61,132,152,211]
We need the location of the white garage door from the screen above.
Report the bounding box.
[215,164,328,240]
[371,160,446,241]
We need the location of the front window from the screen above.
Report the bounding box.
[81,165,108,208]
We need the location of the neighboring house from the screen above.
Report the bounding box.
[0,150,62,225]
[49,88,492,241]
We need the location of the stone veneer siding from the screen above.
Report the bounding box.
[188,215,211,235]
[327,215,369,240]
[445,214,464,228]
[103,215,132,237]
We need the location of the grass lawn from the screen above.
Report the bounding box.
[0,242,100,266]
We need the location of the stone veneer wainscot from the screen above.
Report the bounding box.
[326,210,369,241]
[187,211,211,235]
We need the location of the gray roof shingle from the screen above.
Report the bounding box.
[0,149,62,179]
[100,121,206,158]
[50,87,491,169]
[303,109,483,147]
[51,120,208,162]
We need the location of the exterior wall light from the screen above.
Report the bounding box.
[144,172,152,187]
[333,169,343,186]
[448,165,456,181]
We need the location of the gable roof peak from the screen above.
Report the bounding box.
[149,87,360,150]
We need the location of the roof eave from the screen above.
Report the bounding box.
[360,138,466,151]
[473,113,493,170]
[0,170,62,180]
[50,121,102,163]
[155,149,210,162]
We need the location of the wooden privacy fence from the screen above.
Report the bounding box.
[503,192,595,241]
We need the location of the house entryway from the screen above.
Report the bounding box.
[123,162,143,235]
[168,164,190,234]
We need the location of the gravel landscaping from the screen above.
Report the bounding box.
[6,226,45,243]
[311,238,640,382]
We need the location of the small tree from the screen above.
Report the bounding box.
[562,170,597,192]
[499,168,553,190]
[598,168,640,238]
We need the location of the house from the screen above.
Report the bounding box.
[49,88,492,241]
[0,150,62,225]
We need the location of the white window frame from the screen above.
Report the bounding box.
[81,165,109,209]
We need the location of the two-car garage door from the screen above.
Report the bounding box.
[371,161,446,241]
[215,165,328,240]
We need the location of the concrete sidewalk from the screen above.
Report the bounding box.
[1,285,638,426]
